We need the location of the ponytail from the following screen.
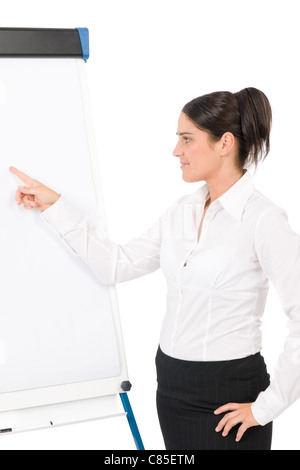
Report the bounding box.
[182,87,272,170]
[234,88,272,169]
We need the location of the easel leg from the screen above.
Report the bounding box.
[119,393,145,450]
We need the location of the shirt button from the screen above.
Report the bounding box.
[183,262,187,267]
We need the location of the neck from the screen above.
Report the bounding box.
[206,168,245,204]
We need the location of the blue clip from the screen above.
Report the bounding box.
[76,28,89,62]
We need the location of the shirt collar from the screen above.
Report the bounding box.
[196,169,255,221]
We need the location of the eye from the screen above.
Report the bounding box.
[184,137,191,143]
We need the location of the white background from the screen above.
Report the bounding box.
[1,0,300,451]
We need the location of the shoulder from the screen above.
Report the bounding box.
[173,187,203,206]
[247,190,294,251]
[163,187,201,213]
[246,188,288,224]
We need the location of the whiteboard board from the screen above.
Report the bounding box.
[0,58,129,420]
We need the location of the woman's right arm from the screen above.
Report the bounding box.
[42,194,163,285]
[10,166,163,285]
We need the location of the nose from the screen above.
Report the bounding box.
[173,141,183,158]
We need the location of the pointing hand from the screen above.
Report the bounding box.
[9,166,61,212]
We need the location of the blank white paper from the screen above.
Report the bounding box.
[0,58,121,394]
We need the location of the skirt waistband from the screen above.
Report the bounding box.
[156,346,266,378]
[156,346,270,410]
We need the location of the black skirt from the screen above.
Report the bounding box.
[156,346,273,450]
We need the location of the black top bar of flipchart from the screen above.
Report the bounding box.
[0,28,83,57]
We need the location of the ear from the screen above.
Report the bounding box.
[219,132,235,155]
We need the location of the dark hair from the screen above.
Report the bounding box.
[182,87,272,171]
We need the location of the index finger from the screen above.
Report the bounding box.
[214,403,239,415]
[9,166,33,184]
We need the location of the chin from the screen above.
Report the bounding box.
[182,175,191,182]
[182,174,201,183]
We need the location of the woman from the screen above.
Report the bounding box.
[9,88,300,450]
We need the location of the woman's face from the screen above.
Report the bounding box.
[173,112,221,182]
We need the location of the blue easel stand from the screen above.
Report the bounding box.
[76,28,90,62]
[120,393,145,450]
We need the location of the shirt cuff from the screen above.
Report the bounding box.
[41,194,84,235]
[251,387,285,426]
[251,401,269,427]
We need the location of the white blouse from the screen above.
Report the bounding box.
[41,169,300,426]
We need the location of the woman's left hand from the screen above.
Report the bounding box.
[214,402,259,442]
